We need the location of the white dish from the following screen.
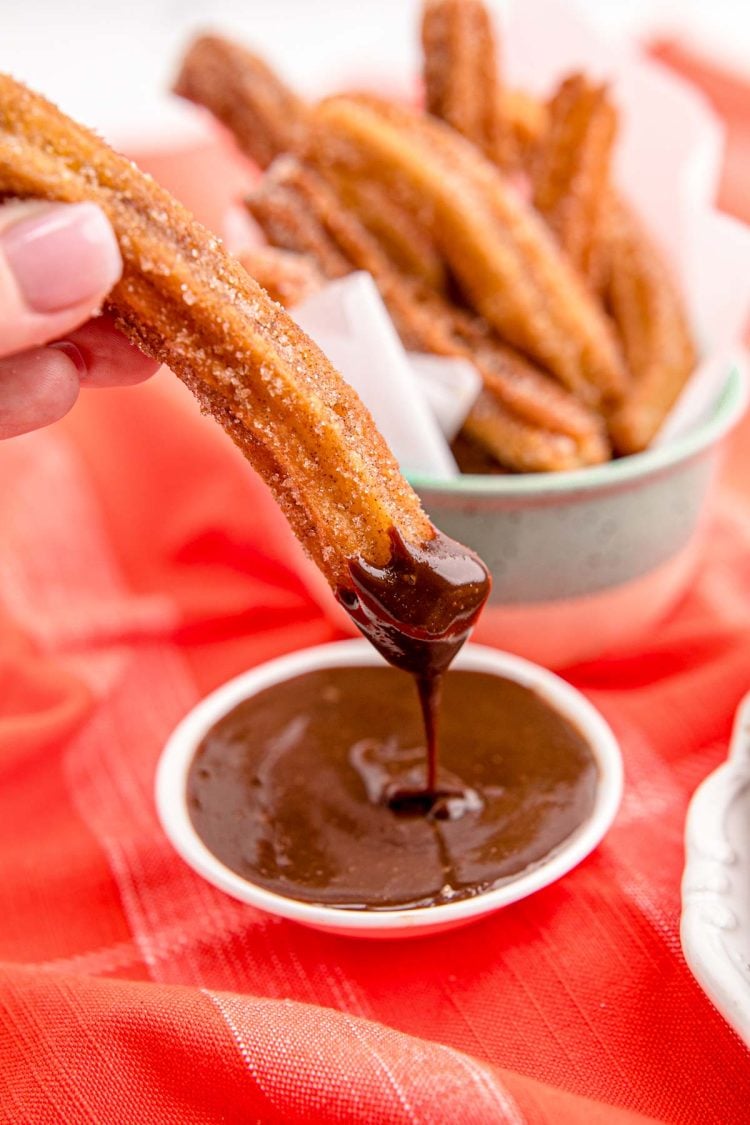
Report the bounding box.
[156,639,623,939]
[681,692,750,1044]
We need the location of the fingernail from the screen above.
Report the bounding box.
[1,202,122,313]
[50,341,88,378]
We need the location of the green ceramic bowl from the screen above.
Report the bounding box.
[408,368,747,667]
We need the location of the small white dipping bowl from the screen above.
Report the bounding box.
[156,639,623,939]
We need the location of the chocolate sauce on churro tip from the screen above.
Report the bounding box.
[336,527,491,811]
[188,667,598,910]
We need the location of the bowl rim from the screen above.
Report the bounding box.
[408,364,747,498]
[155,639,623,936]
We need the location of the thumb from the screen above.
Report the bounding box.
[0,200,122,356]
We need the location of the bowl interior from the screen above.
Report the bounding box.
[156,640,623,937]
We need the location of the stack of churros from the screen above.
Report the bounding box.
[175,2,696,472]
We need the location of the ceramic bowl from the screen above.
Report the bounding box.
[409,368,747,668]
[155,639,623,939]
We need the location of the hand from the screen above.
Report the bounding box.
[0,200,159,438]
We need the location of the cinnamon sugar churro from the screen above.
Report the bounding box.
[532,74,616,286]
[605,201,697,453]
[175,39,446,291]
[238,246,325,307]
[527,71,695,445]
[307,95,628,407]
[0,75,485,609]
[248,158,609,472]
[174,35,307,170]
[498,88,548,164]
[247,169,352,282]
[421,0,516,169]
[331,172,447,292]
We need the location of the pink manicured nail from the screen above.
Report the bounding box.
[1,202,122,313]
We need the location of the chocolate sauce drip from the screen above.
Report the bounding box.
[336,527,490,800]
[188,667,597,910]
[339,527,490,678]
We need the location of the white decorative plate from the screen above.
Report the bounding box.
[681,692,750,1044]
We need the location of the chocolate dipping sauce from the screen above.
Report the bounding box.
[336,527,491,807]
[188,666,598,910]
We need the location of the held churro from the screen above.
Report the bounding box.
[0,73,491,673]
[605,201,697,453]
[248,158,609,472]
[174,35,307,170]
[421,0,516,169]
[307,95,628,407]
[532,75,616,286]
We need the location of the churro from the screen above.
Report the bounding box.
[306,95,628,406]
[238,246,325,307]
[532,74,616,286]
[175,39,446,290]
[528,69,695,435]
[605,201,697,453]
[247,160,353,280]
[331,172,447,291]
[421,0,516,169]
[248,158,609,471]
[450,431,508,475]
[174,35,307,170]
[0,74,443,593]
[498,88,548,164]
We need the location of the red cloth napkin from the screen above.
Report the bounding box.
[1,48,749,1125]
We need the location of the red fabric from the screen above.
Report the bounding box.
[1,47,750,1125]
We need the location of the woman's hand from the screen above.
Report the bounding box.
[0,200,159,438]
